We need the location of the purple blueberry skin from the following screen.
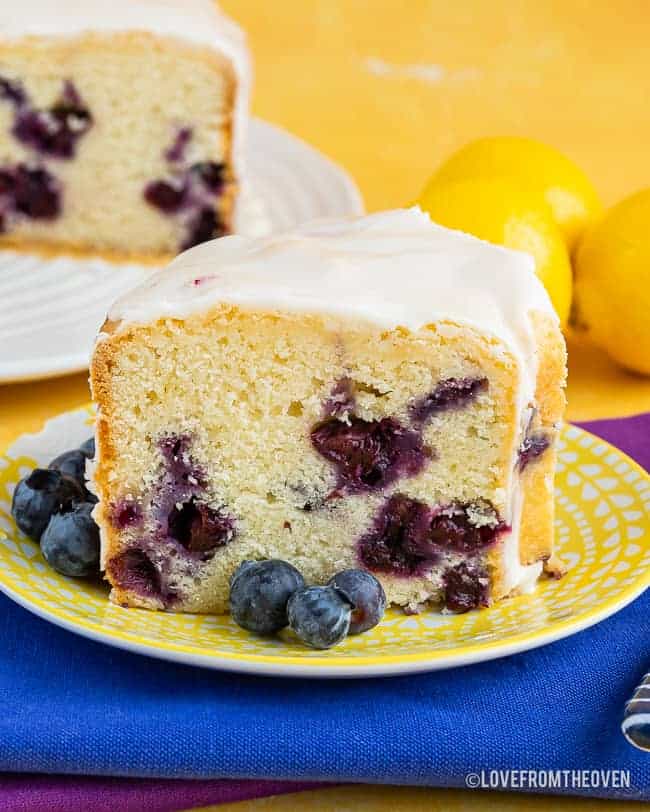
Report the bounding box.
[49,447,98,504]
[79,437,95,459]
[182,206,223,250]
[12,106,90,160]
[190,161,225,193]
[410,377,488,425]
[357,494,436,576]
[7,78,93,160]
[144,179,187,214]
[287,586,352,649]
[0,164,62,220]
[143,149,227,251]
[108,548,164,601]
[11,165,62,220]
[0,76,26,106]
[442,562,489,613]
[167,497,235,554]
[165,127,193,163]
[155,434,236,559]
[357,495,506,577]
[40,502,100,577]
[428,506,506,555]
[229,559,305,635]
[11,468,84,542]
[49,448,87,486]
[518,431,550,471]
[328,569,386,634]
[322,377,356,418]
[111,499,143,530]
[310,415,429,495]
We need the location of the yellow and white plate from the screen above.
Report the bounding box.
[1,407,649,678]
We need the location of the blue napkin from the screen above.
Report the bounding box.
[0,415,648,800]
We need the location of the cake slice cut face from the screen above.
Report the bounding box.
[0,0,248,260]
[91,208,567,614]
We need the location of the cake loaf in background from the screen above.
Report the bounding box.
[0,0,249,260]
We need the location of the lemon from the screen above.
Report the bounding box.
[417,177,573,325]
[432,136,601,251]
[574,189,650,375]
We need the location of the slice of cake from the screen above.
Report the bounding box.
[90,208,567,614]
[0,0,249,260]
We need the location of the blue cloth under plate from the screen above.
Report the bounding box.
[0,414,648,800]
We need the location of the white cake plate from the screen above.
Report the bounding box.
[0,119,364,384]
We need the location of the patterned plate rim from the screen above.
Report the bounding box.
[0,411,648,677]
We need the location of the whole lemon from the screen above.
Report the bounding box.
[432,136,601,251]
[574,189,650,375]
[418,177,573,325]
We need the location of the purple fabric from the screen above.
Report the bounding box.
[0,775,320,812]
[576,412,650,465]
[0,413,647,811]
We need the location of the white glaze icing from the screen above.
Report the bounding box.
[501,479,543,595]
[106,207,556,372]
[0,0,250,175]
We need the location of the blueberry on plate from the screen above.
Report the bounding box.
[79,436,95,459]
[49,449,87,487]
[11,468,84,541]
[287,586,352,649]
[49,448,97,503]
[40,502,100,577]
[229,559,305,635]
[328,569,386,634]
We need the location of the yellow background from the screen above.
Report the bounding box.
[2,1,650,809]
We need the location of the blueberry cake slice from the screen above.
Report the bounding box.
[0,0,248,260]
[90,208,567,614]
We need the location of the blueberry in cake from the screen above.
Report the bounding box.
[90,208,567,614]
[0,0,248,260]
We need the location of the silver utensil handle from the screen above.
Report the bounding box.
[622,672,650,751]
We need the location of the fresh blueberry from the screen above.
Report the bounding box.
[49,448,98,503]
[49,449,87,487]
[11,468,84,541]
[229,559,305,634]
[287,586,352,649]
[40,502,100,577]
[229,559,258,587]
[328,569,386,634]
[79,437,95,458]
